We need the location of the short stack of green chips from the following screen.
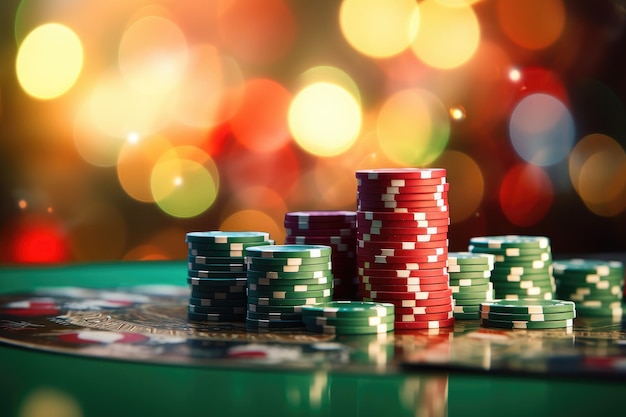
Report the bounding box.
[185,231,273,322]
[479,299,576,330]
[301,301,395,335]
[448,252,495,319]
[553,259,624,319]
[469,235,555,301]
[245,244,334,330]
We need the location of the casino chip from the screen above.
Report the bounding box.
[284,211,358,300]
[355,168,454,329]
[479,299,576,330]
[245,244,335,329]
[185,231,272,323]
[468,236,555,302]
[448,252,495,320]
[553,258,624,319]
[301,301,395,335]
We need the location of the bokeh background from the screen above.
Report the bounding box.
[1,0,625,264]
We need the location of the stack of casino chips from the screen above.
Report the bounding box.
[479,299,576,330]
[448,252,495,319]
[553,259,624,319]
[355,168,454,331]
[301,301,395,335]
[469,235,555,301]
[283,211,358,300]
[244,244,334,330]
[186,231,272,322]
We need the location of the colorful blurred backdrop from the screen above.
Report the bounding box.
[1,0,625,264]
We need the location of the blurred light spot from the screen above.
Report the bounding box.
[118,15,188,95]
[19,387,82,417]
[410,0,480,69]
[172,44,245,129]
[220,209,282,244]
[377,88,450,166]
[151,148,218,218]
[16,23,83,100]
[223,142,300,195]
[47,207,53,213]
[572,134,626,216]
[339,0,420,58]
[11,218,68,264]
[18,200,28,209]
[218,0,296,65]
[68,202,126,261]
[73,102,126,167]
[499,163,553,227]
[289,82,361,157]
[88,69,168,139]
[508,68,521,82]
[297,66,361,106]
[509,93,574,166]
[497,0,565,50]
[230,78,292,153]
[127,132,139,144]
[512,67,569,102]
[117,135,172,203]
[436,151,484,222]
[313,157,360,209]
[449,106,466,121]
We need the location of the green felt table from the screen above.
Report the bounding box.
[0,261,623,417]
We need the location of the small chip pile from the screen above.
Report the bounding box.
[283,211,358,300]
[469,235,555,301]
[355,168,454,330]
[186,231,272,322]
[301,301,395,335]
[553,259,624,319]
[448,252,495,319]
[479,299,576,330]
[245,244,334,330]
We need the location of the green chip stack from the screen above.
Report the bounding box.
[553,258,624,319]
[301,301,395,335]
[448,252,495,319]
[185,231,272,322]
[479,299,576,330]
[469,235,555,301]
[245,244,334,330]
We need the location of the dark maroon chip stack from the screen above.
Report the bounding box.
[283,211,359,300]
[355,168,454,330]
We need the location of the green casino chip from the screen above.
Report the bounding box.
[301,301,395,318]
[305,322,394,335]
[469,245,551,257]
[245,317,305,329]
[452,288,493,299]
[480,318,573,329]
[245,244,332,259]
[247,303,305,314]
[453,304,480,313]
[247,270,331,280]
[188,270,248,279]
[302,314,395,327]
[186,231,270,244]
[480,310,576,322]
[453,311,479,320]
[453,296,492,306]
[247,288,332,299]
[574,304,623,318]
[247,295,332,306]
[447,270,491,279]
[552,259,623,275]
[449,277,491,287]
[187,311,245,322]
[246,311,303,321]
[247,275,333,287]
[469,235,550,249]
[247,262,333,273]
[479,299,575,314]
[245,255,332,266]
[247,282,332,293]
[448,264,493,273]
[448,252,495,265]
[188,304,246,315]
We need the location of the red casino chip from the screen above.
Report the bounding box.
[355,168,447,180]
[357,232,448,243]
[394,318,455,329]
[357,198,448,210]
[357,226,449,236]
[58,331,150,344]
[357,191,448,202]
[283,220,356,230]
[359,267,448,277]
[361,288,453,300]
[285,227,355,237]
[357,260,448,271]
[285,235,356,245]
[364,296,454,308]
[356,246,447,258]
[394,304,454,315]
[358,239,449,250]
[395,311,454,322]
[359,281,450,293]
[357,217,450,229]
[357,210,450,221]
[361,274,450,286]
[356,183,449,195]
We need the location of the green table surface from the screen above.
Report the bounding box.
[0,261,623,417]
